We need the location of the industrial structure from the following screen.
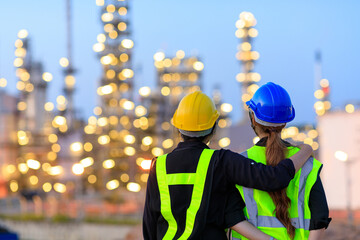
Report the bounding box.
[319,110,360,225]
[0,2,358,226]
[0,89,17,198]
[227,11,261,153]
[11,30,57,197]
[4,16,86,204]
[2,0,86,213]
[82,0,146,196]
[235,12,261,111]
[314,51,331,116]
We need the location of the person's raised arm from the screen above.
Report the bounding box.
[308,229,325,240]
[291,144,313,172]
[223,144,313,192]
[231,221,276,240]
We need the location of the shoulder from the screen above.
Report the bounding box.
[216,148,236,159]
[147,157,158,178]
[296,156,323,180]
[312,157,323,173]
[304,156,322,169]
[215,148,250,166]
[207,148,228,167]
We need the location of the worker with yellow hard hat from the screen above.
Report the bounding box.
[143,91,313,240]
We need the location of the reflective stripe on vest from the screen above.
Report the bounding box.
[156,149,215,240]
[232,146,322,240]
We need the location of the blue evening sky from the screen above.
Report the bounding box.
[0,0,359,124]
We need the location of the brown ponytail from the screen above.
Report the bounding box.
[262,125,295,239]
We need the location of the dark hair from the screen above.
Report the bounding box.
[258,124,295,239]
[181,134,207,142]
[180,124,217,142]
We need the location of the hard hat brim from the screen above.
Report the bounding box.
[246,100,295,124]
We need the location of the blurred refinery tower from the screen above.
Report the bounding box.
[59,0,79,127]
[55,0,85,201]
[226,12,260,153]
[314,51,331,116]
[2,0,86,211]
[11,30,56,197]
[89,0,143,194]
[235,12,261,111]
[0,83,17,198]
[7,25,85,200]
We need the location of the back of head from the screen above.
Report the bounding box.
[247,82,296,239]
[173,91,220,139]
[247,82,295,165]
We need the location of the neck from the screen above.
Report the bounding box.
[202,137,210,145]
[257,131,268,139]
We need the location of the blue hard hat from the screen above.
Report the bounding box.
[246,82,295,125]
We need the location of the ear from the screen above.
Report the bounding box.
[250,112,256,126]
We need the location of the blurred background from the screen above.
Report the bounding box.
[0,0,359,239]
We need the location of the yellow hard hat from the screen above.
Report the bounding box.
[172,91,220,133]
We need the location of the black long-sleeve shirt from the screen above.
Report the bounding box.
[143,141,296,239]
[309,174,331,229]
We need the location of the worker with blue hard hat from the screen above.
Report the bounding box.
[230,82,331,240]
[143,90,314,239]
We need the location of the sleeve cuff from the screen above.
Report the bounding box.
[309,217,332,230]
[224,210,246,228]
[282,158,295,178]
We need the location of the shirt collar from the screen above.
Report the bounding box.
[176,141,210,150]
[256,137,268,146]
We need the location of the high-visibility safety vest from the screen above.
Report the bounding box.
[156,149,215,240]
[232,145,322,240]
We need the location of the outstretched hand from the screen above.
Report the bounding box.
[291,144,313,172]
[297,144,314,157]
